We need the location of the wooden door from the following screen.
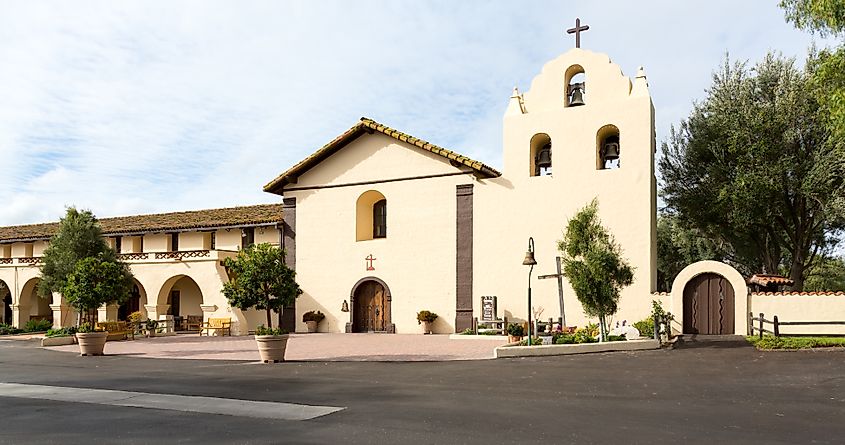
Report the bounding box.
[354,281,387,332]
[683,273,735,334]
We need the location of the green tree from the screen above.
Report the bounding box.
[39,207,117,299]
[222,243,301,329]
[63,257,133,324]
[656,214,724,291]
[804,255,845,291]
[780,0,845,35]
[659,53,845,289]
[558,199,634,341]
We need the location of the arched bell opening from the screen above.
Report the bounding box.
[596,124,621,170]
[564,65,586,107]
[529,133,552,177]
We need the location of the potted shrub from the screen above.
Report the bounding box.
[223,243,302,363]
[145,319,159,338]
[63,257,133,356]
[416,310,438,334]
[507,323,525,343]
[254,324,289,363]
[75,322,108,356]
[302,310,325,333]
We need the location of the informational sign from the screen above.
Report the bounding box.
[481,296,497,321]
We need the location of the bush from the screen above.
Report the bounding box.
[748,335,845,350]
[506,323,524,337]
[606,334,627,342]
[416,310,438,324]
[255,324,288,336]
[76,322,95,333]
[24,319,53,333]
[459,328,475,335]
[46,326,77,338]
[0,323,23,335]
[633,319,654,338]
[555,334,576,344]
[302,310,326,323]
[516,336,543,346]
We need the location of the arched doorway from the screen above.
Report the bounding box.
[158,275,204,331]
[683,273,735,335]
[118,280,147,321]
[1,280,11,324]
[349,277,394,333]
[18,278,52,327]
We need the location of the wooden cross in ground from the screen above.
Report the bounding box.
[567,17,590,49]
[537,256,567,327]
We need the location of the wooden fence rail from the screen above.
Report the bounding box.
[748,312,845,338]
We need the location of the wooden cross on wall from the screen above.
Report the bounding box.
[567,17,590,49]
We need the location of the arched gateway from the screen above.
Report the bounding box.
[682,273,735,335]
[346,277,394,333]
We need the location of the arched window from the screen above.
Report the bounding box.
[564,65,586,107]
[356,190,387,241]
[529,133,552,177]
[373,199,387,238]
[596,125,621,169]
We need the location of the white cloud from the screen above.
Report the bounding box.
[0,0,834,225]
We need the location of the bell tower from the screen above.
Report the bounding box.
[477,19,657,325]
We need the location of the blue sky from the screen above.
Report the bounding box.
[0,1,834,225]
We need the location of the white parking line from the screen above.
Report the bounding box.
[0,383,345,420]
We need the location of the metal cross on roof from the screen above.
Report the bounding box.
[566,17,590,48]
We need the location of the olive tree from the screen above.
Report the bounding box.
[558,199,634,341]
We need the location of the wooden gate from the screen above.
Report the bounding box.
[683,273,735,335]
[353,280,390,332]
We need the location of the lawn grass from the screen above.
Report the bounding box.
[746,335,845,350]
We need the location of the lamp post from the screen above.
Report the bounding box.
[522,237,537,346]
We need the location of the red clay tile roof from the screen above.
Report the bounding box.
[0,203,283,243]
[748,274,795,287]
[751,291,845,296]
[263,117,501,194]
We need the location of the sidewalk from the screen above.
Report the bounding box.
[45,333,505,362]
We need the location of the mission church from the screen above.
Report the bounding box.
[0,22,659,335]
[263,21,657,334]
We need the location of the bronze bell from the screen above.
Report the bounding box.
[522,250,537,266]
[602,135,620,160]
[535,143,552,170]
[569,82,585,107]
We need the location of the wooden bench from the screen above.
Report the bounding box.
[199,317,231,336]
[97,321,130,341]
[185,315,203,332]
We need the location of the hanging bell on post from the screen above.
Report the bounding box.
[602,135,620,161]
[568,82,585,107]
[535,143,552,171]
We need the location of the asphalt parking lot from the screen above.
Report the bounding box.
[0,338,843,444]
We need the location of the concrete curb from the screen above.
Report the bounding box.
[40,336,76,347]
[494,338,660,358]
[448,334,508,341]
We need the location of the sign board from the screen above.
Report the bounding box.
[481,296,497,321]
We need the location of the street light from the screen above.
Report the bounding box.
[522,237,537,346]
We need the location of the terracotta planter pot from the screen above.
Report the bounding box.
[305,320,318,333]
[255,334,289,363]
[508,335,523,343]
[76,331,108,356]
[422,320,433,334]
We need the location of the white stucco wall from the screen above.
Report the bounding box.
[751,293,845,335]
[286,133,472,333]
[215,230,242,251]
